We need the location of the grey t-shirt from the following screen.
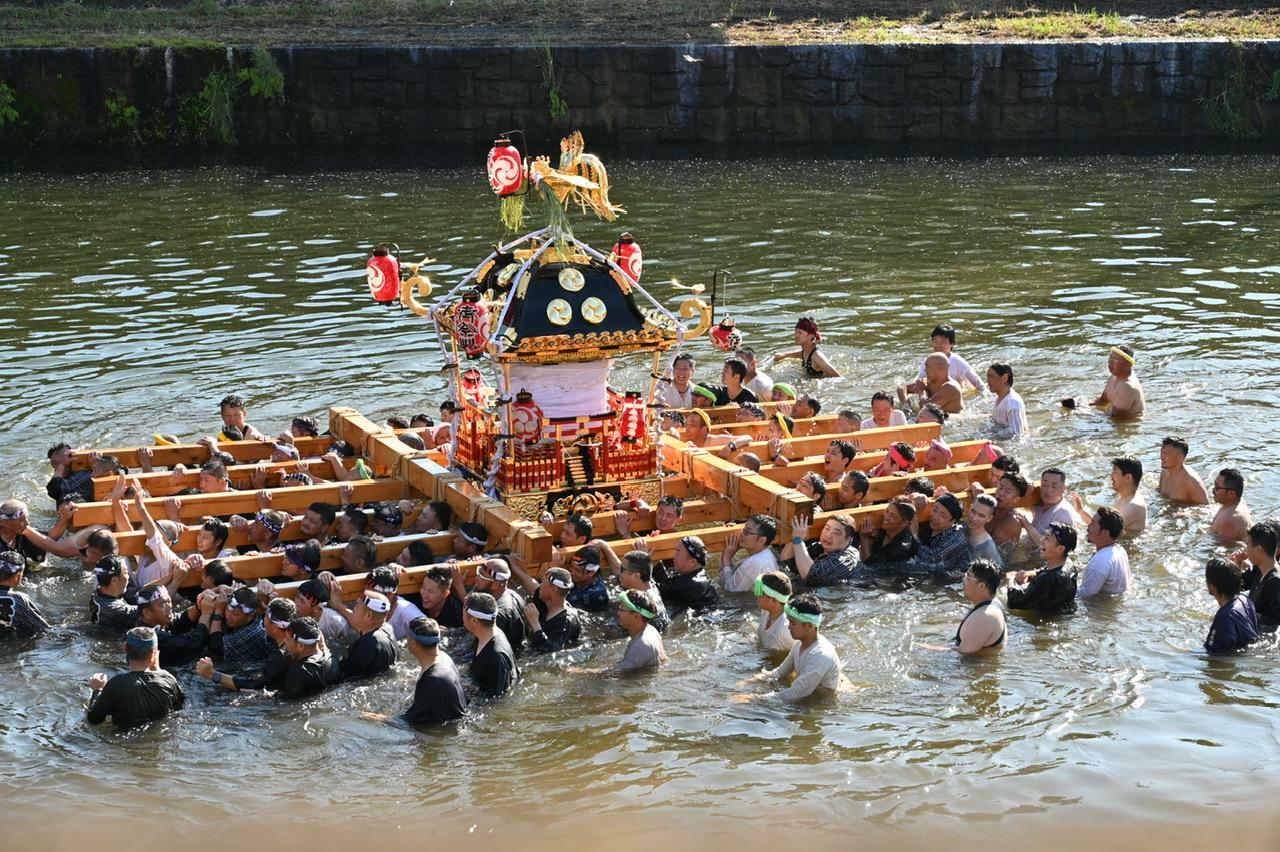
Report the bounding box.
[616,624,665,673]
[969,535,1004,569]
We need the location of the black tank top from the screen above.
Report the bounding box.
[953,598,1005,647]
[802,347,825,378]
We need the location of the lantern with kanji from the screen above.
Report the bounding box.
[367,245,400,304]
[453,291,490,357]
[511,389,544,446]
[460,368,488,408]
[611,232,642,283]
[710,317,742,351]
[618,392,645,443]
[486,138,525,196]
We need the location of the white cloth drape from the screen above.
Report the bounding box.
[508,359,613,419]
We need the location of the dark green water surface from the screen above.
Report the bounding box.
[1,156,1278,847]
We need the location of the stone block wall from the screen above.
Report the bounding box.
[1,41,1278,149]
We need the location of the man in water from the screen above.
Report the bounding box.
[86,627,184,728]
[207,587,274,667]
[1071,457,1147,535]
[137,585,213,668]
[719,514,780,593]
[920,439,953,472]
[1203,557,1258,653]
[1157,436,1209,505]
[278,617,341,699]
[523,567,583,653]
[783,514,859,586]
[1007,522,1078,615]
[916,324,987,392]
[705,358,759,406]
[1089,345,1145,419]
[216,393,266,440]
[197,597,295,693]
[772,316,840,378]
[402,615,468,723]
[613,589,668,673]
[0,500,53,567]
[898,352,963,415]
[472,558,526,652]
[650,535,719,611]
[337,591,397,680]
[986,363,1028,439]
[822,440,858,483]
[826,470,870,511]
[564,547,610,613]
[971,472,1028,549]
[90,556,139,630]
[1231,521,1280,629]
[659,352,696,409]
[736,346,774,399]
[1023,467,1076,537]
[927,560,1006,655]
[1210,468,1251,542]
[1078,507,1131,599]
[862,391,908,430]
[0,549,50,638]
[753,571,794,652]
[463,592,517,697]
[680,408,736,452]
[735,594,843,702]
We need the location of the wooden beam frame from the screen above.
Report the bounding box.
[69,437,334,472]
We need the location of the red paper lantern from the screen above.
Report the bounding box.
[486,139,524,197]
[453,291,490,357]
[611,232,642,283]
[710,318,742,351]
[367,246,400,304]
[460,368,487,407]
[511,389,544,445]
[618,392,645,443]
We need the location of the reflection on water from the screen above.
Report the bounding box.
[2,156,1279,844]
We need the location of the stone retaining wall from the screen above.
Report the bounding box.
[1,41,1278,149]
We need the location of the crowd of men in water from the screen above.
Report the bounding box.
[0,321,1276,728]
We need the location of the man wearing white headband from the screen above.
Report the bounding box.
[281,617,340,699]
[402,616,467,724]
[473,558,525,653]
[331,565,426,643]
[197,597,296,693]
[0,499,52,567]
[523,568,582,653]
[90,556,138,630]
[0,549,50,638]
[86,626,184,728]
[733,594,843,703]
[1089,344,1145,419]
[207,587,274,667]
[563,546,609,613]
[137,583,215,669]
[464,592,517,697]
[338,590,397,680]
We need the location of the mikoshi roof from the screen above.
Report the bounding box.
[479,240,682,364]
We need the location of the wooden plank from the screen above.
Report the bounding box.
[329,407,389,457]
[739,422,941,459]
[70,437,333,472]
[273,560,495,602]
[713,415,837,437]
[757,439,989,485]
[368,432,416,478]
[214,532,456,584]
[543,496,735,539]
[799,485,1043,537]
[92,457,359,500]
[71,479,405,527]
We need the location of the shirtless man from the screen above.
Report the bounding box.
[1210,468,1250,542]
[1157,436,1209,505]
[1071,456,1147,534]
[1090,345,1145,419]
[898,353,963,415]
[918,324,986,393]
[969,473,1028,548]
[681,409,735,453]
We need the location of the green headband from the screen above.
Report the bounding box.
[753,575,789,604]
[784,604,821,627]
[773,383,797,400]
[618,593,656,620]
[691,385,717,402]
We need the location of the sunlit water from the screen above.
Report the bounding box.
[1,157,1278,848]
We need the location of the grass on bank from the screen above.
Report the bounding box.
[1,0,1280,46]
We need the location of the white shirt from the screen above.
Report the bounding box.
[137,531,182,588]
[992,390,1028,438]
[386,596,427,641]
[319,606,358,646]
[757,611,794,652]
[720,548,779,593]
[918,351,986,392]
[660,383,694,410]
[745,371,774,399]
[1031,502,1077,535]
[1078,544,1131,598]
[766,634,842,702]
[861,409,908,430]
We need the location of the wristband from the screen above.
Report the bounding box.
[210,670,222,683]
[211,614,224,621]
[792,536,803,545]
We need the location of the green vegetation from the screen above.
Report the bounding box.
[0,82,18,129]
[538,45,568,122]
[103,89,142,143]
[1,0,1279,46]
[239,46,285,102]
[174,50,284,144]
[1201,43,1280,141]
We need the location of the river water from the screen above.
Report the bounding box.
[1,156,1278,850]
